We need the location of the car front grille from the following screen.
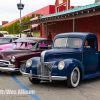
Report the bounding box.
[0,60,10,67]
[37,62,55,75]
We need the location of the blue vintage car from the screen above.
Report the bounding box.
[22,32,100,88]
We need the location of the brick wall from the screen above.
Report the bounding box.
[76,15,100,50]
[41,15,100,50]
[41,20,73,40]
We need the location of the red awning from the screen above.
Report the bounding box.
[22,25,40,32]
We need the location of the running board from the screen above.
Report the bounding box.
[84,71,100,79]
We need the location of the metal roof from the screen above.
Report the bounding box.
[41,2,100,18]
[21,2,100,26]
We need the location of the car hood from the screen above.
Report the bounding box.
[0,49,38,60]
[43,49,82,62]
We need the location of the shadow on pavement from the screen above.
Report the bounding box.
[32,76,100,88]
[0,71,22,76]
[0,71,100,88]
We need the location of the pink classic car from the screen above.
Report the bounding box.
[0,43,14,51]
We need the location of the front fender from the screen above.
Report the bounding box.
[52,59,84,80]
[25,57,40,74]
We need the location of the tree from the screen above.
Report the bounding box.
[0,14,41,34]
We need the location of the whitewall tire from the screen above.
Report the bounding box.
[67,67,80,88]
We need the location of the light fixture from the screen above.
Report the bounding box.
[17,0,24,38]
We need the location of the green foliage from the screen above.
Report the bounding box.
[0,14,41,34]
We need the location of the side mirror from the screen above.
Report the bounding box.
[84,45,91,49]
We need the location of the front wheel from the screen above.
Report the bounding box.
[20,62,26,73]
[29,77,40,84]
[67,67,80,88]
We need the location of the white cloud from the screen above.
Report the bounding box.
[71,0,95,6]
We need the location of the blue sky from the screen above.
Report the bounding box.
[0,0,95,25]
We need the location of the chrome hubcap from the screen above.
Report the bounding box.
[72,70,78,84]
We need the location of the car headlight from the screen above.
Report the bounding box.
[11,56,16,62]
[26,59,32,67]
[58,61,65,70]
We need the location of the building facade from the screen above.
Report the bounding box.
[38,2,100,50]
[2,21,8,26]
[55,0,70,12]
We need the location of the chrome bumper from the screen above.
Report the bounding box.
[22,70,67,82]
[0,67,19,72]
[0,59,19,72]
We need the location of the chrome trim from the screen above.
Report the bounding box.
[44,61,56,64]
[37,61,55,75]
[0,67,19,72]
[30,70,32,80]
[11,56,16,62]
[22,71,67,81]
[0,59,15,68]
[41,50,47,63]
[8,64,15,68]
[22,72,30,77]
[0,60,10,64]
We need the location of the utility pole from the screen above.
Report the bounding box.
[17,0,24,38]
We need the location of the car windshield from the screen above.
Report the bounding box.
[0,38,10,43]
[54,37,82,49]
[12,42,36,49]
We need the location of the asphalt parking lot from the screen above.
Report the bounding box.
[0,72,100,100]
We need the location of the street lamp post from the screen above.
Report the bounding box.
[17,0,24,38]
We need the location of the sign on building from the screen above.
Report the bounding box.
[59,0,63,4]
[55,0,70,13]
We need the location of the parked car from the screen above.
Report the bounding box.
[0,37,18,45]
[0,37,52,73]
[22,32,100,88]
[0,43,14,51]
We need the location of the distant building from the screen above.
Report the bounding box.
[2,21,8,26]
[2,3,75,37]
[55,0,70,12]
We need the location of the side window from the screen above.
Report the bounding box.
[12,38,18,42]
[27,42,33,48]
[37,41,52,50]
[84,38,95,49]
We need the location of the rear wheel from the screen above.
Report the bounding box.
[29,77,40,84]
[67,67,80,88]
